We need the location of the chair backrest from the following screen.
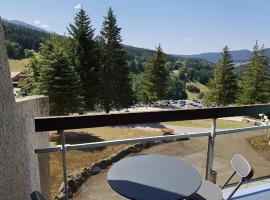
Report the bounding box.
[225,154,254,200]
[231,154,253,179]
[30,191,45,200]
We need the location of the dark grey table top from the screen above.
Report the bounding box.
[107,154,202,200]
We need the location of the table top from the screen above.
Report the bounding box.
[107,154,202,200]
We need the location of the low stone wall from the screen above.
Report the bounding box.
[242,118,261,126]
[54,138,186,199]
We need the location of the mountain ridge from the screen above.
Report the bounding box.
[181,48,270,63]
[3,19,48,33]
[3,18,270,64]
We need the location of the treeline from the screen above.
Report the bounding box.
[2,20,49,59]
[205,42,270,105]
[126,45,214,84]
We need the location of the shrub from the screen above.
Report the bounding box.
[186,84,200,93]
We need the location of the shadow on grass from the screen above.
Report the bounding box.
[119,122,166,129]
[50,131,105,151]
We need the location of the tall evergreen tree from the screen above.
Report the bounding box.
[167,75,187,100]
[20,35,84,115]
[68,8,100,110]
[39,36,84,115]
[99,7,132,113]
[238,42,270,104]
[205,46,238,105]
[19,57,41,96]
[142,45,169,102]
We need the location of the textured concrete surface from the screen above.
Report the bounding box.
[0,18,50,200]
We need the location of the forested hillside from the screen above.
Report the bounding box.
[125,45,214,84]
[3,19,214,85]
[2,19,50,59]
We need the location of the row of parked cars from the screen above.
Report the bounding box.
[134,99,205,109]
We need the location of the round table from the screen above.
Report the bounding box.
[107,154,202,200]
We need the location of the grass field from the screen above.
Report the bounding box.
[9,58,30,72]
[9,53,39,72]
[161,119,251,129]
[186,81,209,99]
[49,127,163,198]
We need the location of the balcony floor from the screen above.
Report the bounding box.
[225,182,270,199]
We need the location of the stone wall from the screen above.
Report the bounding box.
[0,18,50,200]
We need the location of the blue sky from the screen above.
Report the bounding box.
[1,0,270,54]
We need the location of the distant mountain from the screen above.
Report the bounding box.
[182,49,270,64]
[8,20,47,33]
[2,19,50,57]
[124,44,204,63]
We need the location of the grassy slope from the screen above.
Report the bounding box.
[161,119,250,129]
[9,58,30,72]
[9,53,39,72]
[186,81,209,99]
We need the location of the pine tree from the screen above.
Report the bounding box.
[99,7,132,113]
[18,58,41,96]
[142,45,169,103]
[205,46,238,105]
[167,75,187,100]
[31,35,84,115]
[238,42,270,104]
[68,8,100,111]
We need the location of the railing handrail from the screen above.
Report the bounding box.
[34,125,270,154]
[35,104,270,132]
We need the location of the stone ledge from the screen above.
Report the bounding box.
[54,138,186,200]
[16,95,48,102]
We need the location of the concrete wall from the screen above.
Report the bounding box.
[0,18,50,200]
[17,96,50,199]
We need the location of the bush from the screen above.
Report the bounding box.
[186,84,200,93]
[24,49,34,58]
[197,92,204,99]
[4,40,24,59]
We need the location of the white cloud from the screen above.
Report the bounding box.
[74,3,82,10]
[40,24,50,29]
[34,20,50,29]
[34,20,41,25]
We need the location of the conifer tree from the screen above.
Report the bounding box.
[238,42,270,104]
[142,45,169,102]
[205,46,238,105]
[99,7,132,113]
[167,75,187,100]
[68,8,100,111]
[19,58,42,96]
[27,35,84,115]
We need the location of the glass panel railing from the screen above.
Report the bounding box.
[47,118,269,199]
[214,128,270,187]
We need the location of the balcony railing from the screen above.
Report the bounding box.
[34,104,270,200]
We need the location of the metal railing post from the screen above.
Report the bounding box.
[205,118,217,181]
[59,130,68,200]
